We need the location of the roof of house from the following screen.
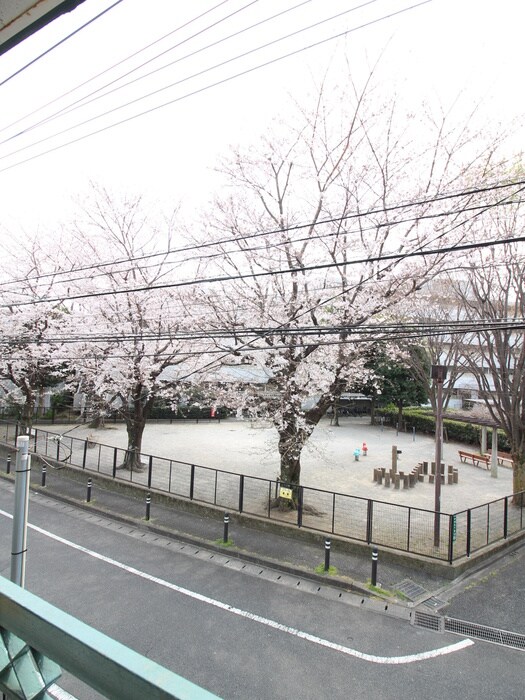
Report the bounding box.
[0,1,87,56]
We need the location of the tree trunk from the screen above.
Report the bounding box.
[511,452,525,504]
[121,415,147,471]
[88,413,106,429]
[278,431,302,485]
[19,395,35,435]
[332,397,340,427]
[275,405,326,506]
[272,375,345,501]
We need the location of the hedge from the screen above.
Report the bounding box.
[376,406,511,452]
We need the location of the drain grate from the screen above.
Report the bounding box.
[445,617,525,651]
[413,610,443,632]
[394,579,428,601]
[422,596,447,610]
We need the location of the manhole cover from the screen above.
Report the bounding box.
[394,579,428,601]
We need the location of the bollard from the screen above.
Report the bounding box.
[324,538,331,572]
[371,547,378,586]
[6,454,11,474]
[86,478,92,503]
[223,513,230,543]
[145,493,151,521]
[41,465,47,488]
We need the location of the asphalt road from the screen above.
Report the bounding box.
[0,482,522,700]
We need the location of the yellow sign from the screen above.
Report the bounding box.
[279,487,293,500]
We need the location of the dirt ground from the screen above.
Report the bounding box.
[46,415,514,513]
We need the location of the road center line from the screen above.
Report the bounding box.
[0,508,474,664]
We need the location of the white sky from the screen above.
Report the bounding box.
[0,0,523,238]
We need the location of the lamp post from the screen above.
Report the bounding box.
[432,365,447,548]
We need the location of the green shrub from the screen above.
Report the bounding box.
[376,406,510,451]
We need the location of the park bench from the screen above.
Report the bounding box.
[458,450,490,469]
[486,450,514,468]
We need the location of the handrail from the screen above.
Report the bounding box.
[0,575,221,700]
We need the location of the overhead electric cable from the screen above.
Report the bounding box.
[21,197,525,292]
[0,176,522,292]
[1,0,316,145]
[169,181,525,381]
[5,196,525,299]
[7,319,525,362]
[14,318,525,345]
[0,0,391,161]
[0,0,432,175]
[0,0,232,132]
[3,227,524,309]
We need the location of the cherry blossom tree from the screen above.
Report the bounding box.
[192,75,511,494]
[68,188,207,471]
[0,240,72,433]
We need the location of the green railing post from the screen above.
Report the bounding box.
[0,575,222,700]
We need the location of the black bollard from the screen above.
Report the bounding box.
[223,513,230,543]
[371,546,378,586]
[145,493,151,521]
[86,478,92,503]
[41,465,47,487]
[6,454,11,474]
[324,538,331,572]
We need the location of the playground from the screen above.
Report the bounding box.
[46,415,514,513]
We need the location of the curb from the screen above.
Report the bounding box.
[26,478,377,599]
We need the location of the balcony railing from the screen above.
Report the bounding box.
[0,575,220,700]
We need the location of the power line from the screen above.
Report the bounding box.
[0,0,233,136]
[4,228,525,309]
[0,0,432,175]
[7,318,524,346]
[1,0,316,146]
[0,176,523,293]
[2,178,522,415]
[170,180,525,382]
[0,0,126,87]
[24,198,525,292]
[0,0,390,162]
[2,190,522,374]
[4,320,524,362]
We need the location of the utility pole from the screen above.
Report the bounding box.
[432,365,447,548]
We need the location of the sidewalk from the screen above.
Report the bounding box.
[0,461,448,598]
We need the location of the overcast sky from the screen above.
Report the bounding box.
[0,0,523,237]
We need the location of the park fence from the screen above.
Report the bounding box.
[0,421,523,564]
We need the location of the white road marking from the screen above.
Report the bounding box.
[0,508,474,664]
[48,683,78,700]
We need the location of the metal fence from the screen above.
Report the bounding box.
[0,420,523,563]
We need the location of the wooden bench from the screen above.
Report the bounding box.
[486,450,514,468]
[458,450,490,469]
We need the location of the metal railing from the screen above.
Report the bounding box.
[0,575,220,699]
[0,421,523,563]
